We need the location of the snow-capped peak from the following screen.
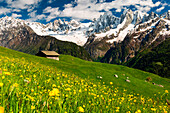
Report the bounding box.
[87,12,120,35]
[0,16,26,31]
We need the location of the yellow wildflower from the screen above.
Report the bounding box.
[84,88,87,91]
[52,84,56,87]
[121,97,125,101]
[65,88,71,91]
[2,76,5,79]
[49,88,59,96]
[0,83,3,87]
[164,110,167,113]
[116,107,120,110]
[135,110,141,113]
[165,90,168,93]
[151,108,156,111]
[78,106,84,112]
[4,72,11,75]
[110,82,113,85]
[79,89,82,93]
[31,89,34,92]
[0,106,4,113]
[116,109,119,112]
[31,106,35,110]
[13,83,19,87]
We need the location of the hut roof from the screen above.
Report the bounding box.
[41,51,59,56]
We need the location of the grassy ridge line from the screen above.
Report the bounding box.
[0,46,169,99]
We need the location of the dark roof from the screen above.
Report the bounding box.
[41,51,59,56]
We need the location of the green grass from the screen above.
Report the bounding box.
[0,46,169,99]
[0,46,169,112]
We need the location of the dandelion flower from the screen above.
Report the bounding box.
[65,88,71,91]
[31,106,35,110]
[78,106,84,112]
[0,83,3,87]
[165,90,168,93]
[4,72,11,75]
[151,108,156,111]
[0,106,4,113]
[49,88,59,96]
[116,109,119,112]
[2,76,5,79]
[135,110,141,113]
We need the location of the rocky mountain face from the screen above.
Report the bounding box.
[0,17,92,61]
[162,10,170,20]
[84,12,120,59]
[101,18,169,63]
[125,38,170,78]
[84,10,161,60]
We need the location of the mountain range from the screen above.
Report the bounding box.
[0,9,169,77]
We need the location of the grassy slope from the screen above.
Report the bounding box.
[0,46,169,99]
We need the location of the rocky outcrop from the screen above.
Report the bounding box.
[84,10,159,60]
[84,35,112,60]
[101,18,169,64]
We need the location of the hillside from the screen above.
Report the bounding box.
[0,46,169,97]
[0,46,169,112]
[125,38,170,78]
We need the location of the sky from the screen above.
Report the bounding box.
[0,0,169,24]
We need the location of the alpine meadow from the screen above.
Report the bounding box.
[0,46,169,112]
[0,0,170,112]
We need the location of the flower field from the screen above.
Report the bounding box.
[0,48,169,112]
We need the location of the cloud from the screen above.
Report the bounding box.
[27,10,46,22]
[135,5,151,12]
[154,2,161,7]
[6,0,42,9]
[27,14,46,22]
[27,6,36,12]
[47,0,163,21]
[59,3,104,20]
[28,10,37,18]
[13,9,21,12]
[11,13,22,18]
[1,0,168,23]
[43,7,61,22]
[116,9,122,12]
[48,0,53,4]
[0,7,11,15]
[156,6,165,12]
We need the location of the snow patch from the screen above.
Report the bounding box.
[160,28,170,35]
[139,19,160,32]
